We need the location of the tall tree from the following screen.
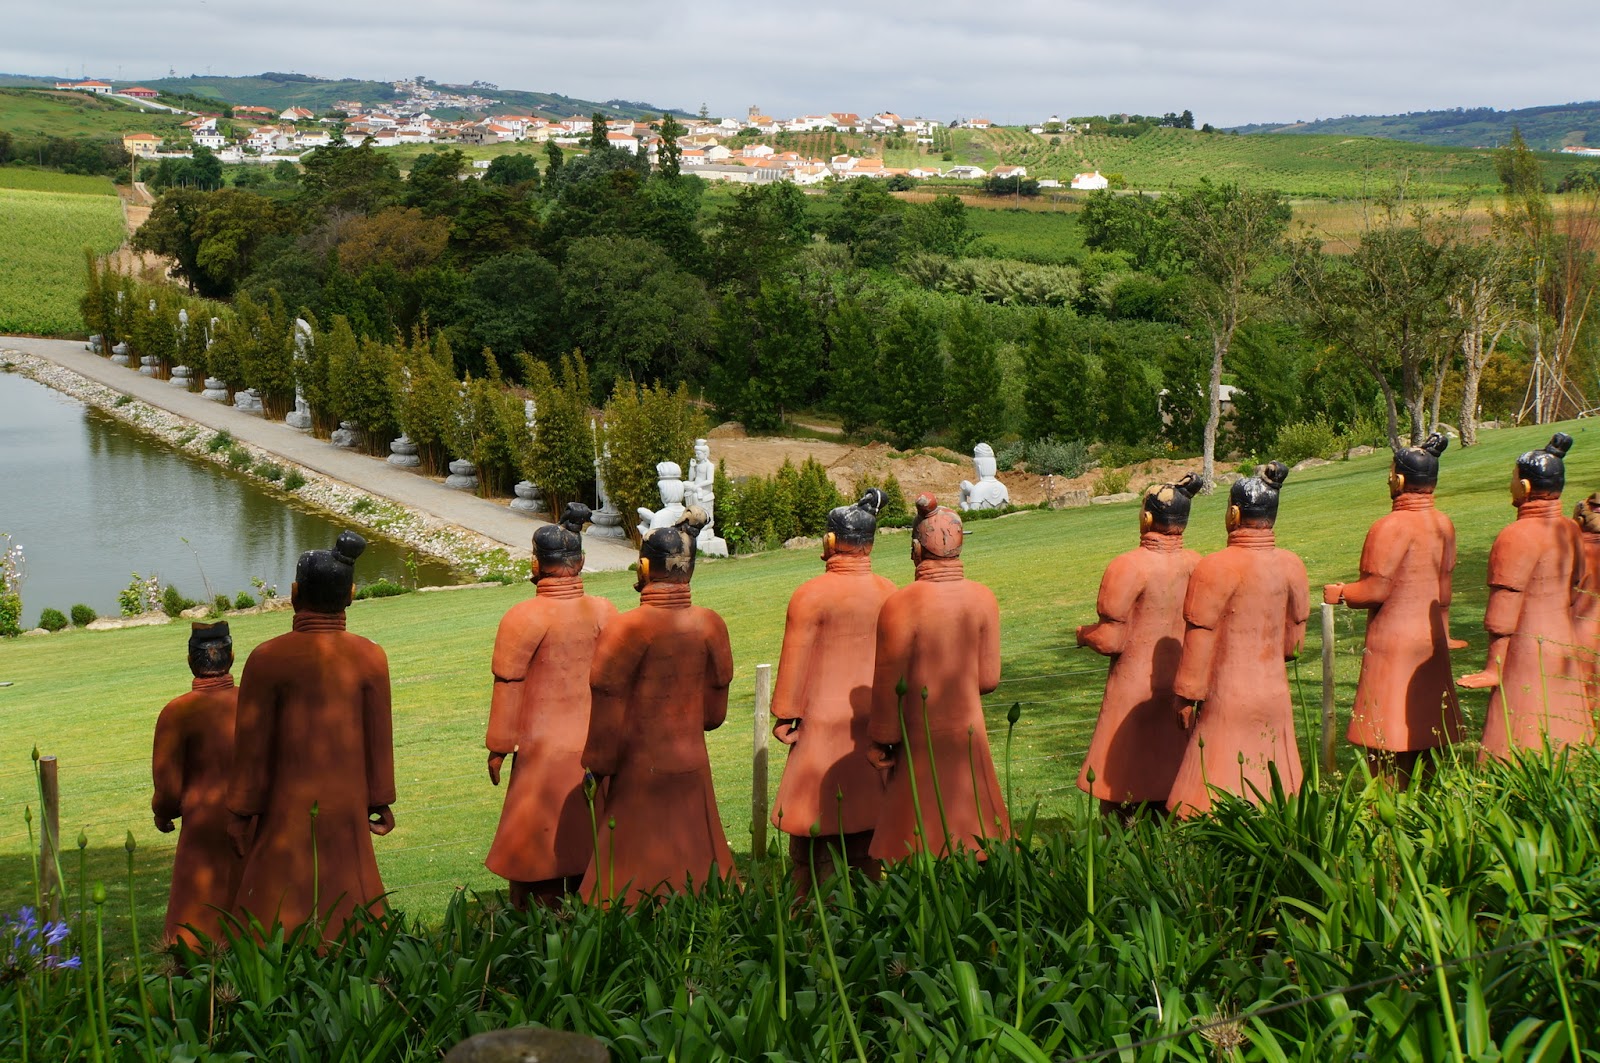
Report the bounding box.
[588,111,609,153]
[827,297,879,434]
[1170,180,1288,487]
[876,299,944,449]
[658,113,685,178]
[1446,235,1517,445]
[943,300,1003,448]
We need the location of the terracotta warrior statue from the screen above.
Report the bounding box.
[151,621,244,949]
[1076,474,1203,818]
[581,509,738,905]
[1167,462,1309,818]
[771,490,896,894]
[1573,492,1600,707]
[1460,434,1592,757]
[227,531,396,939]
[868,495,1008,861]
[485,504,618,909]
[1325,434,1464,784]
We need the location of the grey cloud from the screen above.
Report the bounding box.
[3,0,1594,127]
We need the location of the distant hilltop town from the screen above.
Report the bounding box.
[54,81,1113,187]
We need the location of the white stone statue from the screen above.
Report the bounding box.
[636,461,687,538]
[590,423,627,538]
[684,438,727,557]
[959,442,1011,511]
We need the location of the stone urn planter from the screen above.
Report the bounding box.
[330,421,360,449]
[110,342,130,366]
[200,378,230,402]
[87,334,103,354]
[387,435,421,468]
[169,365,194,389]
[138,355,160,377]
[445,459,479,491]
[509,480,544,514]
[233,389,265,416]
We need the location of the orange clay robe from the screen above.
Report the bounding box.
[227,612,395,937]
[581,581,737,905]
[771,553,897,837]
[867,557,1009,860]
[1076,530,1199,804]
[485,574,617,884]
[1576,530,1600,704]
[151,674,244,948]
[1479,498,1591,758]
[1343,493,1464,752]
[1167,527,1309,817]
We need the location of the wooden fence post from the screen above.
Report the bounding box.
[39,755,61,919]
[1320,603,1337,775]
[752,663,772,862]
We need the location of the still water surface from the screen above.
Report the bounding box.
[0,371,457,619]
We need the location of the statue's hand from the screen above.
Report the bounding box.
[227,814,256,857]
[1322,583,1344,606]
[1458,670,1499,690]
[772,719,801,745]
[1447,637,1470,651]
[154,816,175,834]
[1075,623,1094,647]
[867,743,897,770]
[1178,702,1198,730]
[487,752,506,786]
[368,805,395,837]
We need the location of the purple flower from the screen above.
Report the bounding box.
[3,906,80,979]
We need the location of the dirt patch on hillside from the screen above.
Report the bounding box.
[707,435,1211,507]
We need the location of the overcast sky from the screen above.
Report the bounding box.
[7,0,1595,127]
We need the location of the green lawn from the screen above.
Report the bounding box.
[4,417,1599,943]
[0,187,125,334]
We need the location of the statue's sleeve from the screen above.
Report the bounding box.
[1172,561,1227,704]
[364,645,397,809]
[227,654,273,818]
[1569,524,1586,610]
[1080,553,1140,656]
[1282,551,1310,661]
[151,699,185,822]
[1339,520,1399,609]
[585,621,643,777]
[1483,530,1532,637]
[1439,515,1458,607]
[771,590,818,720]
[868,597,914,746]
[486,610,543,754]
[979,586,1002,696]
[704,611,734,732]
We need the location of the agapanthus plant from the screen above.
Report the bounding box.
[2,906,82,983]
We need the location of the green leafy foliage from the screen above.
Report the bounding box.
[600,378,702,543]
[69,603,96,627]
[36,607,68,632]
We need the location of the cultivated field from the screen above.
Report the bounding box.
[0,186,125,334]
[4,417,1598,937]
[0,167,118,195]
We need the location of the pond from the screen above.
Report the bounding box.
[0,371,459,621]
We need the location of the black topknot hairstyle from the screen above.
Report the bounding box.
[1143,473,1203,529]
[1516,433,1574,495]
[1230,461,1290,524]
[187,620,233,677]
[1393,432,1449,490]
[827,489,886,547]
[533,503,592,570]
[295,530,366,613]
[637,507,708,586]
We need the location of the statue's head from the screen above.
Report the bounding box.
[1575,493,1600,534]
[973,442,998,480]
[694,439,710,462]
[636,507,708,592]
[825,489,886,558]
[1227,462,1289,531]
[1391,432,1448,497]
[656,461,685,505]
[1140,473,1202,535]
[532,503,590,582]
[911,494,964,563]
[292,530,366,614]
[187,620,233,678]
[1513,433,1572,505]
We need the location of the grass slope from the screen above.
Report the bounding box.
[3,418,1599,939]
[0,167,117,194]
[1231,100,1600,151]
[0,88,185,139]
[0,187,124,333]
